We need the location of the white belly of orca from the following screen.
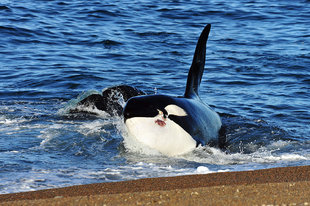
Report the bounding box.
[125,116,196,156]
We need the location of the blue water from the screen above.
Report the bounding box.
[0,0,309,194]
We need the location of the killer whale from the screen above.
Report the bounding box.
[123,24,225,156]
[70,85,145,116]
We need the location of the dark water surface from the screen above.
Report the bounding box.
[0,0,309,193]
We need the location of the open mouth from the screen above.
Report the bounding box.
[155,119,166,127]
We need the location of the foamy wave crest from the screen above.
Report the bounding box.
[58,90,109,117]
[181,140,309,165]
[0,115,29,125]
[38,123,66,146]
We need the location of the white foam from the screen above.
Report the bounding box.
[0,116,28,125]
[0,115,46,136]
[77,119,108,136]
[75,105,110,117]
[38,123,64,146]
[179,140,310,166]
[196,166,212,174]
[58,90,108,116]
[265,153,307,162]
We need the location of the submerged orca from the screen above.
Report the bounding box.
[71,85,145,116]
[123,24,225,156]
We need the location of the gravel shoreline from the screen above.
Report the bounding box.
[1,165,310,205]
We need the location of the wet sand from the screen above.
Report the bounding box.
[1,165,309,205]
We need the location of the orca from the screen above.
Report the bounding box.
[71,85,145,116]
[123,24,225,156]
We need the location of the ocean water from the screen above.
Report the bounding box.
[0,0,309,194]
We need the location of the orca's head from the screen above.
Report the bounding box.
[122,95,196,156]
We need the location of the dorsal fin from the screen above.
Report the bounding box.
[184,24,211,98]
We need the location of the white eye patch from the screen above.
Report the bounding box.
[164,104,187,117]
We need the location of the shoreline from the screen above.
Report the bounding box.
[1,165,310,205]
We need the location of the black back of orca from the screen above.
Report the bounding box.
[70,85,145,116]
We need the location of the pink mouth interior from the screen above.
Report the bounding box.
[155,119,166,127]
